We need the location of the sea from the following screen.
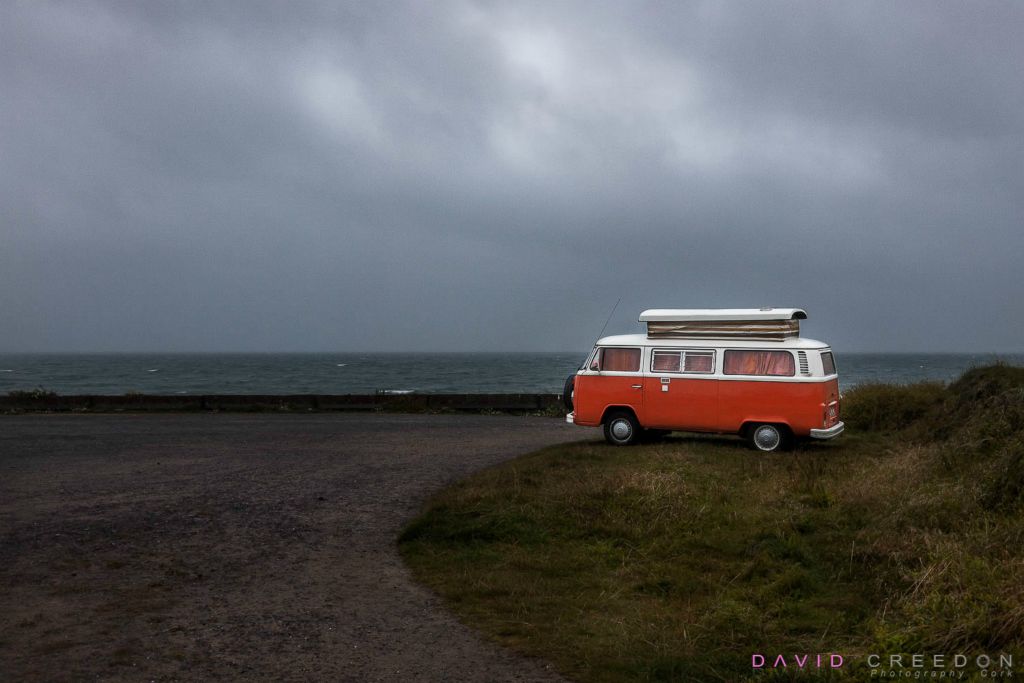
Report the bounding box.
[1,352,1022,396]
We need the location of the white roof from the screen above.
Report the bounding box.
[638,308,807,322]
[596,333,829,349]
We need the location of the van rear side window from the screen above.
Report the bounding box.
[821,351,836,375]
[723,350,795,376]
[594,348,641,372]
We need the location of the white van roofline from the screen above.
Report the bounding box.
[595,333,829,350]
[639,308,807,322]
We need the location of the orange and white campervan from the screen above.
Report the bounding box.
[564,308,844,451]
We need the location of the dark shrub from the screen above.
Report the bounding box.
[842,382,946,433]
[949,364,1024,408]
[980,442,1024,512]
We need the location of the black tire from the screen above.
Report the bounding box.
[562,374,576,411]
[747,423,791,452]
[604,410,641,446]
[641,429,670,443]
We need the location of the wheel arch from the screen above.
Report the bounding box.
[739,418,793,438]
[601,405,641,426]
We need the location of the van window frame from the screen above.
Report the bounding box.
[821,351,837,376]
[722,349,797,377]
[650,348,716,375]
[591,346,643,374]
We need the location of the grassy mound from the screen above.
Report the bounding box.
[840,381,946,433]
[400,365,1024,681]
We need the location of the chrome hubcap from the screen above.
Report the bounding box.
[754,426,781,451]
[611,419,632,441]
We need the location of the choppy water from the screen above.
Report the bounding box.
[0,352,1021,396]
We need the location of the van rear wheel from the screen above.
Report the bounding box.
[604,411,640,446]
[747,423,791,452]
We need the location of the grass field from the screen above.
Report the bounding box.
[399,365,1024,681]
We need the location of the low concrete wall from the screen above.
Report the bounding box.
[0,393,565,414]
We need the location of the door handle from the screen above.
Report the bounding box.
[631,384,642,389]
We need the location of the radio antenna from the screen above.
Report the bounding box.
[595,297,622,342]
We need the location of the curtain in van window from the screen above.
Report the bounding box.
[684,352,714,373]
[602,348,641,372]
[723,350,795,376]
[652,351,682,372]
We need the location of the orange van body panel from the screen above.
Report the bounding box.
[717,379,823,435]
[576,373,840,437]
[822,377,841,428]
[642,377,718,431]
[573,374,643,427]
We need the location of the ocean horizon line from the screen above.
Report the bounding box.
[3,352,1022,396]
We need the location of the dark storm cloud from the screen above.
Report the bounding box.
[1,1,1021,352]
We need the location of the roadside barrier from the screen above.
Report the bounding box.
[0,393,564,414]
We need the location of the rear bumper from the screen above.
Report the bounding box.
[809,421,844,440]
[565,411,575,424]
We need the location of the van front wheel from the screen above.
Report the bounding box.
[747,423,790,452]
[604,411,640,446]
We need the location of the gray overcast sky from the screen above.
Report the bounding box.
[1,1,1022,353]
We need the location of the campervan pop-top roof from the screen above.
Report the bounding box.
[638,308,807,322]
[637,308,808,342]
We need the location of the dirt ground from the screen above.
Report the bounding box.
[0,413,588,681]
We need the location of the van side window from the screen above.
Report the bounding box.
[684,351,714,373]
[652,350,681,372]
[651,350,715,374]
[723,350,795,376]
[821,351,836,375]
[596,348,641,372]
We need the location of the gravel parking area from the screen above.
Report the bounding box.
[0,413,588,681]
